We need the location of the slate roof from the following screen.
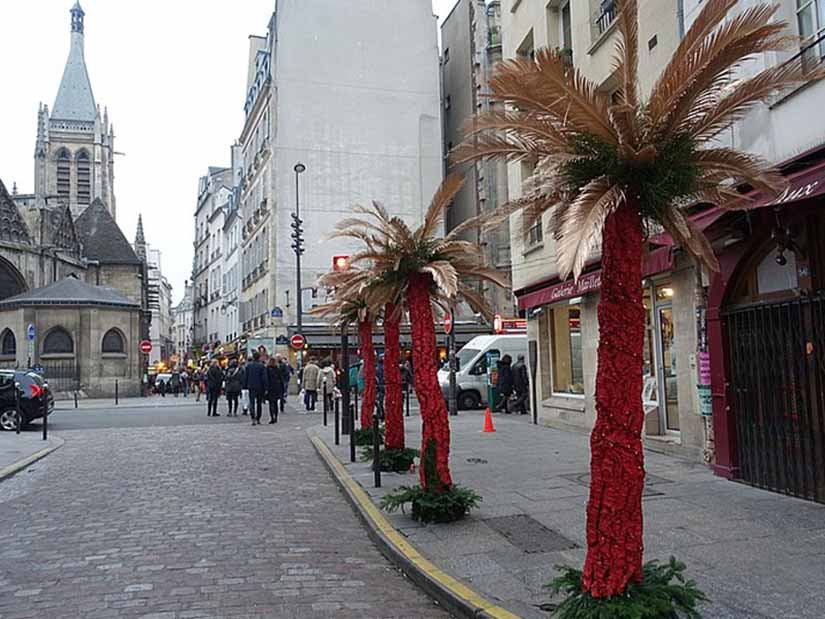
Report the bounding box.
[74,199,141,264]
[52,3,96,122]
[0,179,31,245]
[0,277,139,308]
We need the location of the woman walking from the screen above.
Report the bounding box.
[225,359,243,416]
[266,358,285,424]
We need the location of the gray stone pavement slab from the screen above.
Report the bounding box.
[0,432,62,475]
[315,408,825,619]
[0,406,450,618]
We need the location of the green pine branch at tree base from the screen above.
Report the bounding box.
[353,425,384,447]
[546,557,708,619]
[380,483,482,524]
[360,447,419,472]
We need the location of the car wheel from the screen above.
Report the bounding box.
[0,408,23,432]
[458,391,481,411]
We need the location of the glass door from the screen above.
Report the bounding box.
[657,305,680,432]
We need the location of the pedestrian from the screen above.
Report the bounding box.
[170,370,181,398]
[157,377,166,397]
[301,357,321,412]
[224,359,243,416]
[181,369,190,398]
[280,357,293,407]
[319,358,336,413]
[266,358,285,423]
[243,350,269,425]
[206,360,224,417]
[239,358,250,415]
[511,354,530,415]
[192,368,202,402]
[496,354,514,414]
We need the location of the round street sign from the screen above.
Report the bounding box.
[290,334,306,350]
[444,312,453,335]
[139,340,153,354]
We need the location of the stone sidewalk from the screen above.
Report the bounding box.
[0,431,62,478]
[314,410,825,619]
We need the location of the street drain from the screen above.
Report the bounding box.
[484,514,578,553]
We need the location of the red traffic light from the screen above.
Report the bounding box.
[333,255,350,271]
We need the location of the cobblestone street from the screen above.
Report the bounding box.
[0,404,449,619]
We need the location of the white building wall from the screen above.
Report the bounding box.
[271,0,443,332]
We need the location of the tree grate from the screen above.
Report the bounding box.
[483,514,579,554]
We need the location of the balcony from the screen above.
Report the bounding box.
[593,1,616,39]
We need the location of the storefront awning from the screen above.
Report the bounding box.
[728,159,825,212]
[516,246,674,311]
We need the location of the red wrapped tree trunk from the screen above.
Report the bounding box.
[359,317,376,429]
[383,302,405,450]
[407,273,453,491]
[582,200,646,598]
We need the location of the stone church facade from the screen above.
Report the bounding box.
[0,3,146,397]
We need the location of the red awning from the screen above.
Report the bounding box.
[729,159,825,211]
[516,246,674,310]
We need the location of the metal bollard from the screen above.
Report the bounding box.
[352,385,359,426]
[322,385,328,427]
[334,397,340,446]
[349,403,356,463]
[405,385,410,417]
[14,385,21,435]
[42,392,48,441]
[74,391,78,408]
[372,419,381,488]
[115,380,119,405]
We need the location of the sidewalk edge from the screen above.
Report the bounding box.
[0,436,65,482]
[310,434,521,619]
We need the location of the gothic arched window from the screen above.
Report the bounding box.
[0,329,15,357]
[56,149,71,198]
[76,150,91,205]
[101,328,125,354]
[43,327,74,355]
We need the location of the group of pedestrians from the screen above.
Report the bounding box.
[199,351,295,425]
[495,354,530,415]
[296,357,338,412]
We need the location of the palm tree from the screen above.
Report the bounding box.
[452,0,817,599]
[334,175,508,491]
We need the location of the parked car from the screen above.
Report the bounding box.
[154,373,172,394]
[0,369,55,431]
[438,334,528,410]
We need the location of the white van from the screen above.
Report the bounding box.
[438,334,528,410]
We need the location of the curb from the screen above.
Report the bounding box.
[0,436,65,482]
[310,434,521,619]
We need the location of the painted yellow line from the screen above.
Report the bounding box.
[0,442,61,481]
[312,436,522,619]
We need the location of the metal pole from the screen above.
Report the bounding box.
[405,383,410,417]
[373,418,381,488]
[74,390,78,408]
[115,380,119,405]
[448,310,458,416]
[14,384,21,435]
[349,403,356,463]
[341,326,351,435]
[334,396,340,445]
[294,167,303,373]
[322,383,328,427]
[42,391,47,441]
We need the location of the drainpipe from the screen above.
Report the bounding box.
[677,0,686,40]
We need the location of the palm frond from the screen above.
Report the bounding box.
[421,261,460,298]
[695,148,784,194]
[659,206,720,273]
[418,174,465,242]
[451,133,549,165]
[612,0,639,145]
[556,178,624,280]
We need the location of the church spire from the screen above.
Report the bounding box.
[52,1,96,122]
[134,214,147,262]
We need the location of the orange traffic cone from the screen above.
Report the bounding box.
[482,407,496,433]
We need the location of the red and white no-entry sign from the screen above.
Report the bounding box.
[290,334,306,350]
[139,340,153,354]
[443,312,453,335]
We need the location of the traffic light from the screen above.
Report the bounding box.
[290,213,304,255]
[332,255,349,271]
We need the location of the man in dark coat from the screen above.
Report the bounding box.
[206,360,224,417]
[243,351,269,425]
[266,358,285,424]
[511,354,530,415]
[224,359,243,416]
[496,354,514,414]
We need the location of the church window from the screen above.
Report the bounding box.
[0,329,15,357]
[56,149,71,198]
[43,327,74,355]
[101,328,125,354]
[77,150,91,205]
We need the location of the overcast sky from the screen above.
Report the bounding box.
[0,0,460,304]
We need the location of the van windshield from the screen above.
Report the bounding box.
[455,348,481,372]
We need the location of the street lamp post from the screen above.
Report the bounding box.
[291,162,306,367]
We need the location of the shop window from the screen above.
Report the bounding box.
[102,328,125,354]
[551,304,584,394]
[43,327,74,355]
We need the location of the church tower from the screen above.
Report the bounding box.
[35,2,117,219]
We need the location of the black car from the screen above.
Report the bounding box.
[0,369,55,431]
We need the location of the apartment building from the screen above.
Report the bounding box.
[502,0,825,503]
